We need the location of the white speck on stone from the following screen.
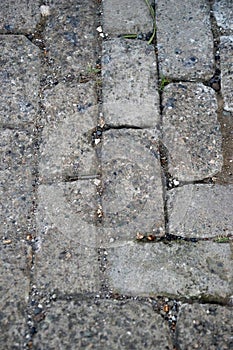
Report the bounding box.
[173,179,180,186]
[94,138,101,145]
[40,5,50,16]
[93,179,101,186]
[96,26,103,33]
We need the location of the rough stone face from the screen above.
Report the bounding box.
[39,82,98,182]
[220,36,233,112]
[101,129,165,247]
[213,0,233,30]
[167,184,233,238]
[43,0,97,78]
[162,83,222,181]
[34,181,99,293]
[176,303,233,350]
[103,0,153,35]
[33,299,173,350]
[156,0,214,80]
[0,35,40,126]
[0,0,40,32]
[102,39,160,127]
[0,129,35,240]
[0,242,29,349]
[106,241,233,299]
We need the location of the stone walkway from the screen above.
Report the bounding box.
[0,0,232,349]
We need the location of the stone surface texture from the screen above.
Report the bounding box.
[213,0,233,30]
[101,129,165,246]
[162,83,222,181]
[0,35,40,126]
[106,241,233,299]
[0,242,29,349]
[103,0,153,35]
[102,39,159,127]
[175,303,233,350]
[33,300,173,350]
[220,36,233,112]
[0,0,40,32]
[43,0,97,78]
[39,82,98,182]
[156,0,215,80]
[0,129,35,240]
[167,184,233,238]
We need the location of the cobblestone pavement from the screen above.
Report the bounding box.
[0,0,233,349]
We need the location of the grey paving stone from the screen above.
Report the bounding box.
[0,35,40,126]
[175,303,233,350]
[103,0,153,35]
[167,184,233,238]
[156,0,214,80]
[39,82,98,182]
[106,241,233,299]
[34,181,99,293]
[43,0,97,78]
[101,129,165,247]
[220,36,233,112]
[0,129,35,241]
[0,0,40,32]
[33,299,173,350]
[162,83,222,181]
[102,39,159,127]
[0,241,30,349]
[213,0,233,31]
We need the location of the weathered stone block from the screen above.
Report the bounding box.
[102,39,160,127]
[162,83,222,181]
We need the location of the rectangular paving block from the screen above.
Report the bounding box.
[0,129,35,241]
[106,241,233,299]
[162,83,222,181]
[103,0,153,35]
[213,0,233,30]
[220,36,233,112]
[0,241,30,348]
[167,184,233,238]
[34,181,99,293]
[0,35,40,126]
[176,304,233,350]
[102,39,160,127]
[33,299,173,350]
[0,0,40,32]
[43,0,97,78]
[39,82,98,182]
[101,129,165,246]
[156,0,215,80]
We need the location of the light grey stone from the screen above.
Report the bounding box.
[156,0,214,80]
[101,129,165,247]
[102,39,160,127]
[176,303,233,350]
[103,0,153,35]
[34,181,99,293]
[162,83,222,181]
[33,299,173,350]
[0,242,30,349]
[167,184,233,238]
[220,36,233,112]
[0,35,40,126]
[106,241,233,299]
[43,0,97,78]
[0,129,35,240]
[0,0,40,32]
[39,82,98,182]
[213,0,233,30]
